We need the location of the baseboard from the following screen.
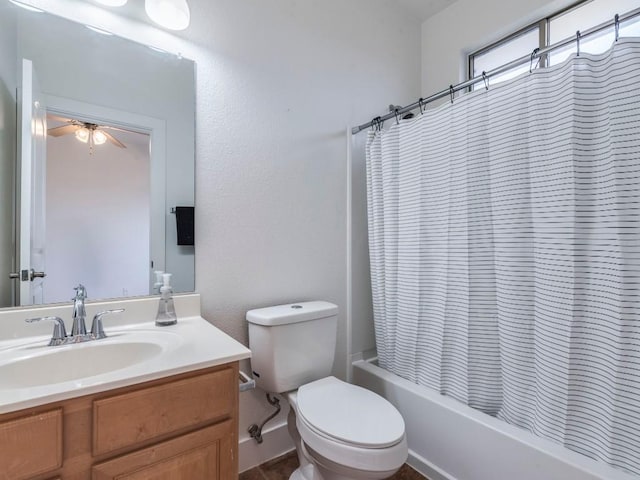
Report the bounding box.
[408,448,456,480]
[239,420,295,473]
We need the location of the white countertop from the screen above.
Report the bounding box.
[0,295,251,414]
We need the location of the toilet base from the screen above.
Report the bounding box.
[290,463,319,480]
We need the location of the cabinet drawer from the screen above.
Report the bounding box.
[93,367,235,456]
[92,420,234,480]
[0,408,63,479]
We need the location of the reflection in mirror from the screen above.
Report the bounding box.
[0,2,196,308]
[46,113,151,302]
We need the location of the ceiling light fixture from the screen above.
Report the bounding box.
[145,0,191,31]
[73,125,108,152]
[75,127,90,144]
[7,0,44,13]
[92,130,107,145]
[95,0,128,6]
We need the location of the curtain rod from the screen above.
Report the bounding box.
[352,6,640,135]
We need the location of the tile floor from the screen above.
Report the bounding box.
[240,451,428,480]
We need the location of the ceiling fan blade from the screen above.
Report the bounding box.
[47,124,81,137]
[102,130,127,149]
[46,113,72,123]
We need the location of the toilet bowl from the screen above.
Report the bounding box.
[287,376,408,480]
[247,301,408,480]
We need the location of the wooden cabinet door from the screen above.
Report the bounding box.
[92,420,235,480]
[0,409,63,480]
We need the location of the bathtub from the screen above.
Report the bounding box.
[352,359,637,480]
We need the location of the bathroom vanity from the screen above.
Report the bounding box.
[0,294,250,480]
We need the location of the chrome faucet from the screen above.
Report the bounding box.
[71,284,88,336]
[26,284,124,346]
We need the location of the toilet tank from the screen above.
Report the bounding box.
[247,301,338,394]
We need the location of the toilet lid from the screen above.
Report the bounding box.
[296,376,405,448]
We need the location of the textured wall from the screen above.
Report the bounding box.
[187,1,422,458]
[188,0,421,364]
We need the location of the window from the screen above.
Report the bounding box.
[469,0,640,90]
[471,26,540,86]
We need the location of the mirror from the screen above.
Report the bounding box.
[0,3,195,308]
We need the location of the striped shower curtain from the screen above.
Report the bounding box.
[366,38,640,475]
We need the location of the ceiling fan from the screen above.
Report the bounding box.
[47,114,127,150]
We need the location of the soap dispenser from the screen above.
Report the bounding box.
[155,273,177,326]
[153,270,164,294]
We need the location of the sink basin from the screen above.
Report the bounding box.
[0,311,251,414]
[0,334,172,389]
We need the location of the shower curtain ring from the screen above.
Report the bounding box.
[418,98,425,115]
[482,71,489,90]
[615,14,620,41]
[394,108,400,125]
[449,85,455,104]
[529,48,540,73]
[576,30,581,56]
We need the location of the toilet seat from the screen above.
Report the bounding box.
[292,377,408,473]
[296,376,405,448]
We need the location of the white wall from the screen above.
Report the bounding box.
[188,1,421,469]
[45,133,150,303]
[350,131,375,361]
[0,9,17,307]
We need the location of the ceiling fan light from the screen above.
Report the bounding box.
[145,0,190,31]
[95,0,128,6]
[75,128,90,143]
[93,130,107,145]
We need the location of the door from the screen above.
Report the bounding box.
[17,58,47,305]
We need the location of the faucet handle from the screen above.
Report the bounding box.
[25,316,68,346]
[90,309,125,340]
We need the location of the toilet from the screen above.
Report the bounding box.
[247,301,408,480]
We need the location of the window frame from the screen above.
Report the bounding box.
[467,0,596,84]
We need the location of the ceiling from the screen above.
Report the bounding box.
[391,0,459,22]
[83,0,459,30]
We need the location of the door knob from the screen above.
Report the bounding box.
[8,270,46,281]
[30,270,46,281]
